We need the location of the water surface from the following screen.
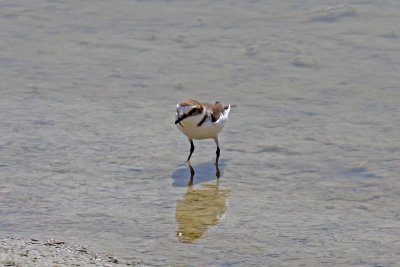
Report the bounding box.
[1,1,400,266]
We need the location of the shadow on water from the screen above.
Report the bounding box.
[172,161,230,243]
[171,160,226,187]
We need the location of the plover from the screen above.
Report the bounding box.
[175,99,231,164]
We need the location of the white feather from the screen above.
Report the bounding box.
[176,104,230,140]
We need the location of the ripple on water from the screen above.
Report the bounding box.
[308,4,357,23]
[342,164,384,179]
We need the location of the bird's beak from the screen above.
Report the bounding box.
[175,114,187,125]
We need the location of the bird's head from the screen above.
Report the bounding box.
[175,99,204,126]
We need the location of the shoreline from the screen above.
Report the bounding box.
[0,236,128,267]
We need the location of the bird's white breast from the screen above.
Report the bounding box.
[176,105,230,140]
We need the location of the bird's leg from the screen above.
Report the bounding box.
[214,138,220,165]
[188,161,195,186]
[187,139,195,162]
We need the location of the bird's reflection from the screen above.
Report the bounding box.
[187,161,220,186]
[172,161,226,187]
[175,162,230,243]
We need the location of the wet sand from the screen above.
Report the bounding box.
[0,237,122,267]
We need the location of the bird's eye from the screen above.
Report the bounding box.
[189,108,199,115]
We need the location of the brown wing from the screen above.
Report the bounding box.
[203,101,224,122]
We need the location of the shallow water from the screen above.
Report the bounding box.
[1,0,400,266]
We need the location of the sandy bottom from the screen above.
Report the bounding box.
[1,1,400,266]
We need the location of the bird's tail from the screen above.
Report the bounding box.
[223,104,232,119]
